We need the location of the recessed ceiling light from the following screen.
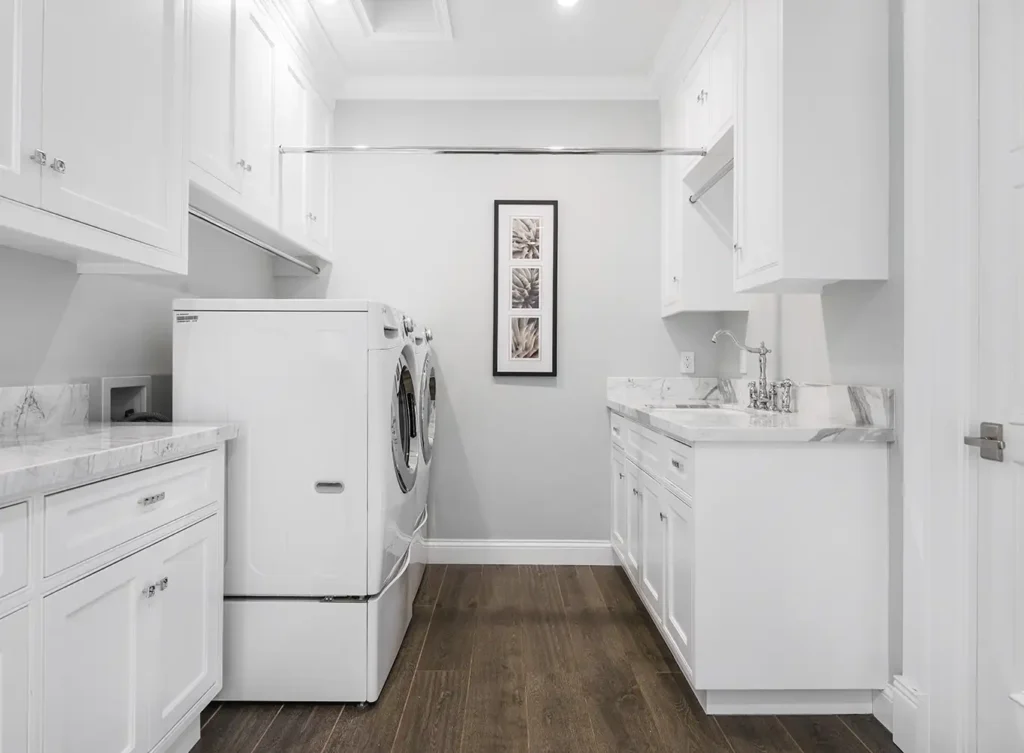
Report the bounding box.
[557,0,580,8]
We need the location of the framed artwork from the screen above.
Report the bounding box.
[493,200,558,376]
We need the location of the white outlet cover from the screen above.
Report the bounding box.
[680,351,695,374]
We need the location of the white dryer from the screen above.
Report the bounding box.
[410,324,436,583]
[173,298,426,702]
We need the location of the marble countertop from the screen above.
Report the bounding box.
[0,422,238,501]
[608,378,895,444]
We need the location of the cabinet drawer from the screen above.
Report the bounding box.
[610,413,626,448]
[658,438,694,498]
[0,503,29,599]
[625,421,659,469]
[44,453,219,576]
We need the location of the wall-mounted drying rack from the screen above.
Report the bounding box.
[689,158,735,205]
[278,145,708,157]
[188,207,321,276]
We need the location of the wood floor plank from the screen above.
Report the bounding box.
[478,565,522,610]
[590,566,639,612]
[717,716,804,753]
[251,704,342,753]
[414,564,448,608]
[526,672,599,753]
[418,608,478,670]
[521,565,576,674]
[580,662,663,753]
[325,608,431,753]
[780,715,872,753]
[616,609,674,674]
[635,672,733,753]
[200,702,221,730]
[198,703,281,753]
[391,671,469,753]
[462,609,528,753]
[436,565,483,609]
[555,566,607,612]
[839,716,903,753]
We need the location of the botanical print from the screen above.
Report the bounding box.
[511,267,541,310]
[510,217,542,259]
[509,317,541,360]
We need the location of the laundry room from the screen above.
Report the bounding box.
[7,0,1006,750]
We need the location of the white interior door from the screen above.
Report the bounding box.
[149,519,222,745]
[0,0,42,206]
[190,0,242,193]
[976,0,1024,748]
[40,0,184,251]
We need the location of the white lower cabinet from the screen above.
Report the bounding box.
[638,471,667,623]
[664,494,695,681]
[0,607,29,753]
[610,447,628,562]
[43,516,222,753]
[624,460,642,585]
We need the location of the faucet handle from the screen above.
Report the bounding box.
[776,379,795,413]
[748,381,759,409]
[767,382,780,412]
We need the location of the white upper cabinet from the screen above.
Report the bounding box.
[188,0,333,271]
[39,0,186,253]
[0,0,188,272]
[190,0,244,194]
[705,10,735,143]
[0,0,42,207]
[733,0,889,292]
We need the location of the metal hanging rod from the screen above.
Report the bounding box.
[279,145,707,157]
[689,158,735,204]
[188,207,321,276]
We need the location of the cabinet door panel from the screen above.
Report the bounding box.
[190,0,242,192]
[43,550,151,753]
[735,0,781,279]
[624,462,642,584]
[0,608,29,753]
[611,447,628,560]
[682,65,709,150]
[40,0,185,252]
[275,54,309,241]
[639,473,666,622]
[237,0,278,224]
[306,95,332,251]
[665,497,695,680]
[150,518,222,744]
[707,6,736,139]
[0,0,42,206]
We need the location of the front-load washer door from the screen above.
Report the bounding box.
[391,353,419,493]
[419,352,436,467]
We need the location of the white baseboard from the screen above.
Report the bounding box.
[891,675,922,753]
[423,539,616,565]
[873,683,895,732]
[704,689,873,716]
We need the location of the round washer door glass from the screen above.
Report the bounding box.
[391,355,419,492]
[420,358,436,465]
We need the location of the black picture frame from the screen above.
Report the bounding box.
[492,200,559,377]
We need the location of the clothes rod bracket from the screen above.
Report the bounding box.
[188,208,321,275]
[689,158,735,204]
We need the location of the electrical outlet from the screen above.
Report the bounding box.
[680,352,695,374]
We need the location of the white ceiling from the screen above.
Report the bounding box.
[306,0,690,95]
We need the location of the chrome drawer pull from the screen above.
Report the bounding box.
[315,481,345,494]
[138,491,166,507]
[142,584,156,599]
[671,459,682,470]
[157,577,169,591]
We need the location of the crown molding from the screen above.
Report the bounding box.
[335,74,659,101]
[265,0,347,97]
[347,0,453,40]
[651,0,727,97]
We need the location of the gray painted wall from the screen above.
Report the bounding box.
[0,217,276,414]
[318,100,727,541]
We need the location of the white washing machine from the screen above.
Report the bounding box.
[172,299,426,702]
[411,324,436,577]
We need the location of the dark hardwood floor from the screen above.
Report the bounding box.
[194,565,902,753]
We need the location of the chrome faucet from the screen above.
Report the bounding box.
[711,329,775,411]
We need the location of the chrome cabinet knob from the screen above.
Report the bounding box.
[237,159,252,172]
[142,584,156,599]
[424,328,433,342]
[30,149,46,165]
[403,316,415,335]
[157,577,169,591]
[660,512,667,522]
[50,158,65,174]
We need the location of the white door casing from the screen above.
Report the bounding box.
[39,0,185,252]
[976,0,1024,747]
[0,0,42,206]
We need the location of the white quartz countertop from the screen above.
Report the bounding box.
[0,422,238,500]
[608,393,896,444]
